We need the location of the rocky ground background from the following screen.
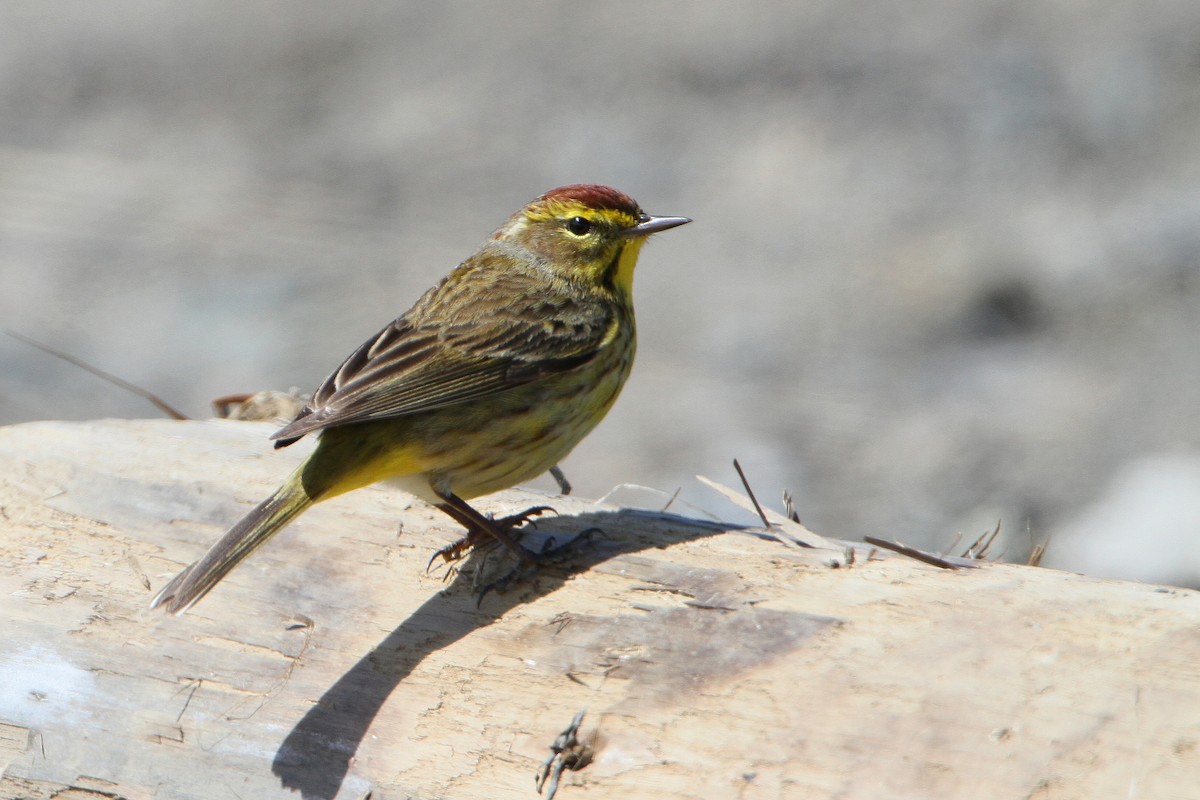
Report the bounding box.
[2,2,1198,585]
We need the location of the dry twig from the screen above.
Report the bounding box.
[7,329,188,419]
[862,536,980,570]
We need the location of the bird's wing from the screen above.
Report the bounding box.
[272,272,615,444]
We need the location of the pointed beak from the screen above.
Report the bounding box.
[622,214,692,238]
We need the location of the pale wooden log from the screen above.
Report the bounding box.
[0,419,1198,800]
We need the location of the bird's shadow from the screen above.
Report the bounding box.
[271,507,750,799]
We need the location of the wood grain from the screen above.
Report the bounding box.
[0,419,1197,799]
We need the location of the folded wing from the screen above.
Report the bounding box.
[272,269,615,445]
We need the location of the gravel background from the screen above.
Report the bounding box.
[3,3,1199,584]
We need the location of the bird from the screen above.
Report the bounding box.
[151,184,690,614]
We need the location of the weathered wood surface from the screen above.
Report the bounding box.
[1,419,1199,800]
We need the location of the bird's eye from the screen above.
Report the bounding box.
[566,216,593,236]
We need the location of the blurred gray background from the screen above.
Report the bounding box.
[2,2,1198,585]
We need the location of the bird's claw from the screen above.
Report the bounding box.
[425,504,558,572]
[474,527,602,606]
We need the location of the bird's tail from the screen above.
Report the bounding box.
[151,475,313,615]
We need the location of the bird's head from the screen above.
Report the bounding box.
[495,184,690,296]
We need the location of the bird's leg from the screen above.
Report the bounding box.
[428,491,554,570]
[549,465,572,495]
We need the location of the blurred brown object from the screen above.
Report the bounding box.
[212,389,307,423]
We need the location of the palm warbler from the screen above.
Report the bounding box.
[152,184,690,614]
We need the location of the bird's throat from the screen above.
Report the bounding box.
[609,238,646,297]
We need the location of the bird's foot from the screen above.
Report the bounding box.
[426,505,556,572]
[474,526,602,606]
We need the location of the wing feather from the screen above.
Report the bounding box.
[272,259,616,444]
